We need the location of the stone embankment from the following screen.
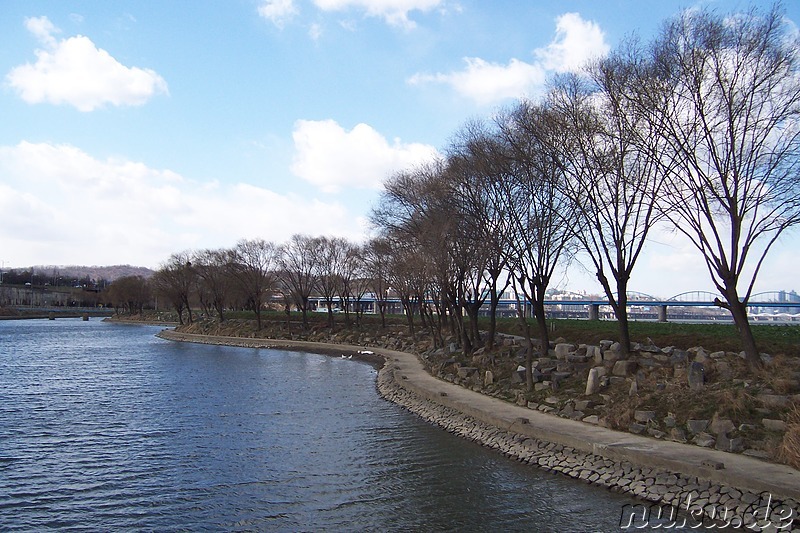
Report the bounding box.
[157,329,800,530]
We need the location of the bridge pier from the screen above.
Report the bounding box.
[658,305,668,323]
[588,304,600,321]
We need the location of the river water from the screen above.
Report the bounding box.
[0,318,642,531]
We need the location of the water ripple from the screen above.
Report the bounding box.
[0,319,640,531]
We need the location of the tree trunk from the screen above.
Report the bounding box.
[486,284,499,350]
[326,304,334,329]
[722,292,762,370]
[378,300,386,328]
[532,295,550,358]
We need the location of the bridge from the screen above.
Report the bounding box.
[311,290,800,323]
[536,290,800,322]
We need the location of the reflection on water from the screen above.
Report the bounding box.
[0,319,642,531]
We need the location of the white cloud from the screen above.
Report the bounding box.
[25,16,59,47]
[408,12,609,105]
[312,0,443,29]
[0,142,361,268]
[5,16,168,112]
[408,57,545,106]
[290,119,439,193]
[258,0,298,28]
[535,13,609,72]
[309,22,323,40]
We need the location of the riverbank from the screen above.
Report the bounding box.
[157,329,799,529]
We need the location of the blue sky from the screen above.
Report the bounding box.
[1,0,798,297]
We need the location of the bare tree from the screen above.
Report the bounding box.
[364,237,392,328]
[230,238,279,330]
[193,248,233,322]
[106,275,152,315]
[338,240,364,327]
[278,234,319,331]
[495,101,577,390]
[152,251,196,325]
[636,4,800,368]
[548,59,667,356]
[314,236,350,329]
[447,119,514,350]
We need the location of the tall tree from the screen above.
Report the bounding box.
[152,251,196,325]
[314,236,350,329]
[637,4,800,368]
[548,59,667,356]
[278,234,319,331]
[364,237,392,328]
[193,248,232,322]
[230,238,279,330]
[447,120,513,350]
[495,101,577,390]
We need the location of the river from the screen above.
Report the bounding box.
[0,318,643,531]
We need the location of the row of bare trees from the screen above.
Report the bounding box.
[371,4,800,376]
[108,4,799,379]
[142,236,397,331]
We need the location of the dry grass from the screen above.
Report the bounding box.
[779,406,800,469]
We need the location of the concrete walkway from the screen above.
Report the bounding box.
[157,330,800,503]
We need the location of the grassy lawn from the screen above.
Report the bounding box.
[220,309,800,358]
[491,317,800,357]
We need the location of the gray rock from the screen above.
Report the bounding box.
[629,423,646,434]
[583,415,600,425]
[687,419,709,434]
[612,360,638,377]
[456,366,478,378]
[634,410,656,423]
[669,350,688,365]
[715,361,733,380]
[710,418,735,436]
[574,400,592,411]
[758,394,789,409]
[693,348,710,363]
[693,433,716,447]
[551,371,571,385]
[715,433,743,452]
[554,343,574,359]
[669,428,687,442]
[629,379,638,397]
[585,367,601,396]
[688,361,704,389]
[762,419,786,432]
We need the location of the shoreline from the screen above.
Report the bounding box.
[156,329,800,529]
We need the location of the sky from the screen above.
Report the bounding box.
[0,0,798,298]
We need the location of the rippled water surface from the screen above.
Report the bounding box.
[0,319,641,531]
